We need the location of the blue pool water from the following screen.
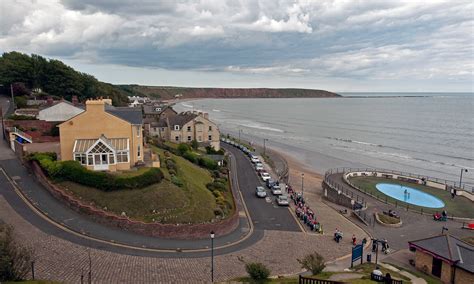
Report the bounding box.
[375,183,445,208]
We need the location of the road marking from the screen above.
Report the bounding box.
[287,207,306,234]
[0,166,254,254]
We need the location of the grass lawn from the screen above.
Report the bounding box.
[60,148,219,224]
[349,177,474,218]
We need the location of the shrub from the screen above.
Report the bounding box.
[0,224,33,281]
[165,159,177,172]
[177,143,191,155]
[182,151,198,164]
[49,125,59,137]
[171,175,184,187]
[297,252,326,275]
[31,153,164,191]
[7,114,37,120]
[206,181,227,192]
[245,262,270,281]
[14,96,28,108]
[197,157,218,170]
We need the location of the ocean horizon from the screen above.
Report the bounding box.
[176,93,474,190]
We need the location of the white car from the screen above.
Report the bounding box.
[255,163,264,171]
[260,172,271,181]
[255,186,267,198]
[251,156,260,163]
[277,195,289,206]
[271,184,282,195]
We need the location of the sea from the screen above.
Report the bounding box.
[175,93,474,190]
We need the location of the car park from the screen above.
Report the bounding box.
[271,184,282,195]
[260,172,271,181]
[255,163,264,171]
[277,195,289,206]
[255,186,267,198]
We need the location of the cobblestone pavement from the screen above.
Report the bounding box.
[1,196,356,283]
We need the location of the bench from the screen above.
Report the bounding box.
[371,273,403,284]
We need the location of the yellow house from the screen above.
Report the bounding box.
[58,98,144,171]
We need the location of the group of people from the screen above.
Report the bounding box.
[433,210,448,221]
[288,186,322,233]
[372,238,390,254]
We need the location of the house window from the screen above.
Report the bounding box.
[161,127,165,132]
[208,135,212,141]
[209,126,212,131]
[198,136,202,142]
[109,153,115,164]
[74,154,86,165]
[153,127,157,132]
[137,126,141,137]
[117,151,129,163]
[174,125,180,131]
[187,136,192,141]
[137,145,141,158]
[87,155,93,165]
[175,136,179,142]
[187,126,191,132]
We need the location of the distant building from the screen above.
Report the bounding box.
[409,234,474,284]
[153,111,220,150]
[58,98,145,171]
[143,104,176,120]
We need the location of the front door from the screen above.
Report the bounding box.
[93,153,109,171]
[431,257,442,278]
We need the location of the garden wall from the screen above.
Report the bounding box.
[29,161,240,240]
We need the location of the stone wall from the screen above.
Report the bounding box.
[455,268,474,284]
[29,161,240,240]
[415,251,432,275]
[5,119,59,142]
[322,180,354,208]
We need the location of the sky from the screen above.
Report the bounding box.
[1,0,473,92]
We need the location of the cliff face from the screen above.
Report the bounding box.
[118,85,340,100]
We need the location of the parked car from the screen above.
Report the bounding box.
[277,195,289,206]
[255,163,264,171]
[266,179,276,188]
[255,186,267,198]
[250,155,260,163]
[260,172,271,181]
[271,184,282,195]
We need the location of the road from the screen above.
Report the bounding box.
[0,94,298,257]
[223,144,300,232]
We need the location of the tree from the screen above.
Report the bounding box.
[297,252,326,275]
[191,139,199,150]
[177,143,191,155]
[0,224,34,281]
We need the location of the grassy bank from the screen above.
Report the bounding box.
[60,148,220,224]
[349,177,474,218]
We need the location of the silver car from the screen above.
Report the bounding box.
[256,186,267,198]
[277,195,289,206]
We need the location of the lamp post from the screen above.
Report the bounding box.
[238,129,242,143]
[301,173,305,198]
[210,230,215,283]
[459,168,468,189]
[441,226,449,235]
[263,138,268,156]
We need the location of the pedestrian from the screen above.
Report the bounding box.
[372,241,377,252]
[352,234,357,246]
[362,237,367,246]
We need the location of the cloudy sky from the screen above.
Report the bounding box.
[1,0,473,92]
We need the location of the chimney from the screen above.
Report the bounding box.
[85,99,105,113]
[47,96,53,106]
[72,95,79,105]
[204,112,209,119]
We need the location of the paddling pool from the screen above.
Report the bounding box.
[375,183,445,208]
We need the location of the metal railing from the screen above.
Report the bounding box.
[9,126,33,142]
[325,167,473,193]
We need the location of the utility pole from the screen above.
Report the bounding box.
[301,173,305,198]
[263,138,268,156]
[10,84,15,109]
[459,168,468,189]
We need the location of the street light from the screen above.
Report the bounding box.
[441,226,449,235]
[459,168,468,189]
[263,138,268,156]
[301,173,305,199]
[210,230,215,283]
[238,129,242,143]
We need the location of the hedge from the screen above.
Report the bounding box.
[29,153,164,191]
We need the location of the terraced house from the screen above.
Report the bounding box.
[58,98,144,171]
[154,111,220,150]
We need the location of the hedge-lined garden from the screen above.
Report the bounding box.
[29,152,164,191]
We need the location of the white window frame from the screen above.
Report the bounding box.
[137,145,141,158]
[208,135,212,141]
[174,125,180,131]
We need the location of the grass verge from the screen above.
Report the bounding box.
[376,213,401,225]
[349,177,474,218]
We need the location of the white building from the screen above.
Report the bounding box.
[38,101,84,122]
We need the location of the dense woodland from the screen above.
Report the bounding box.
[0,51,339,105]
[0,52,129,106]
